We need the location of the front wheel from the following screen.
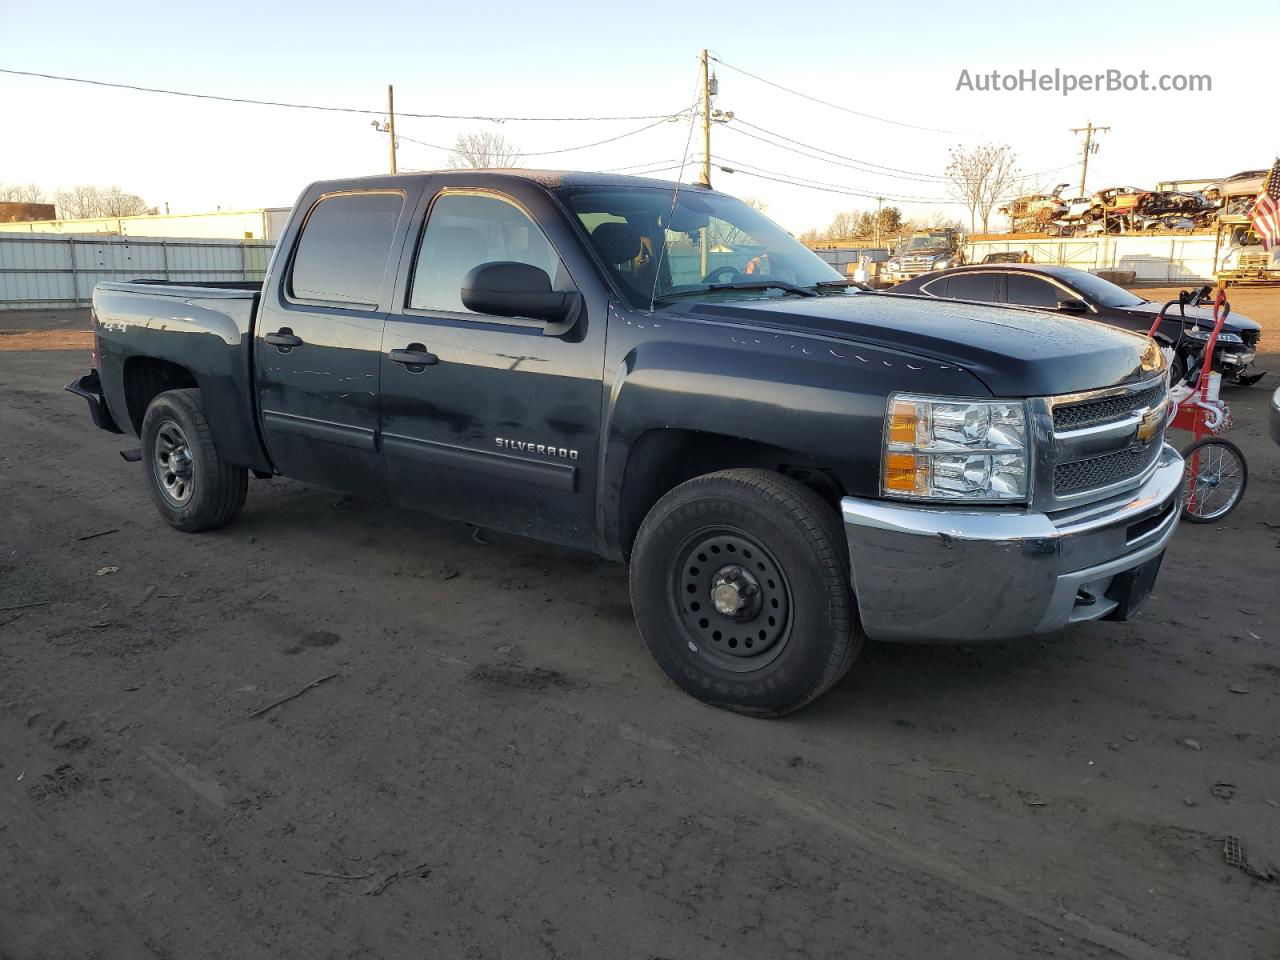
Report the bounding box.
[141,389,247,532]
[1181,437,1247,523]
[629,469,862,717]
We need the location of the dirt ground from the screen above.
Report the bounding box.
[1,289,1278,959]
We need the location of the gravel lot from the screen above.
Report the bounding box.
[2,290,1278,959]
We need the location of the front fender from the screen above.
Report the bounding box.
[596,317,989,554]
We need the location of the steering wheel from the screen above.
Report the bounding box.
[702,265,742,284]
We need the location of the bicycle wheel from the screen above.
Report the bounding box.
[1181,437,1248,523]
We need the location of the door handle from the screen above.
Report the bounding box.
[389,344,439,367]
[265,330,303,348]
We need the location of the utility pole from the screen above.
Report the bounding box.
[387,84,398,175]
[699,50,712,189]
[874,196,884,247]
[698,49,714,275]
[1070,121,1108,197]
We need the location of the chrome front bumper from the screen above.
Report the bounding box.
[842,442,1184,643]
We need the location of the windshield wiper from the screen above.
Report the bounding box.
[654,280,819,303]
[812,279,870,292]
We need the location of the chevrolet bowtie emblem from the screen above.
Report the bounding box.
[1136,403,1163,444]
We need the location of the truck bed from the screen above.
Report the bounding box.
[91,280,270,472]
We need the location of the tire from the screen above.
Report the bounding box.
[140,388,247,532]
[1180,437,1247,523]
[629,469,862,717]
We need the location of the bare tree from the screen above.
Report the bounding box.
[797,228,823,246]
[0,182,47,203]
[944,144,1020,234]
[826,210,860,239]
[55,185,100,219]
[55,184,149,219]
[99,186,151,217]
[448,132,521,169]
[920,210,965,231]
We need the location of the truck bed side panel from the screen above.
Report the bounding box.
[93,283,272,472]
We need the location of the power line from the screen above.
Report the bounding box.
[719,163,1044,211]
[517,111,691,157]
[712,155,950,203]
[733,118,948,180]
[709,56,963,135]
[725,122,1079,188]
[385,109,691,163]
[385,131,453,153]
[724,123,947,183]
[720,166,953,204]
[597,157,686,172]
[0,66,684,122]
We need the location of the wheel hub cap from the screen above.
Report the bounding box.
[675,532,790,661]
[710,565,761,620]
[154,420,194,505]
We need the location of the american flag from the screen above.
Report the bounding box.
[1249,157,1280,251]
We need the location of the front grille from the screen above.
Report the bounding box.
[902,256,936,270]
[1053,383,1164,431]
[1054,442,1161,494]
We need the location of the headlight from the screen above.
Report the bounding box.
[882,394,1029,502]
[887,260,901,271]
[934,258,951,270]
[1183,326,1244,344]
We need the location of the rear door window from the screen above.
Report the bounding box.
[290,192,404,308]
[1006,274,1062,308]
[941,273,998,302]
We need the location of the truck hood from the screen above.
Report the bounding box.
[1125,300,1259,334]
[678,292,1157,397]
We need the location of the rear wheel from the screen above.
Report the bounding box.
[1181,437,1247,523]
[141,389,247,532]
[629,469,861,717]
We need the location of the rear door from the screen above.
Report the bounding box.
[254,188,411,494]
[931,271,1002,304]
[378,184,607,549]
[1004,273,1066,309]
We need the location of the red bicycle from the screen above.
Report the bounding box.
[1149,287,1249,522]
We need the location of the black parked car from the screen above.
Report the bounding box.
[891,264,1263,386]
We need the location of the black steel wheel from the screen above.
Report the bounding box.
[630,469,862,717]
[1181,437,1247,523]
[672,528,792,672]
[141,389,247,532]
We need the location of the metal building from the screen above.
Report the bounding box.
[0,207,292,241]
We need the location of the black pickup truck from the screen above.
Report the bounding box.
[68,170,1184,716]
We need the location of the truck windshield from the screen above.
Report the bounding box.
[904,237,947,250]
[561,186,844,308]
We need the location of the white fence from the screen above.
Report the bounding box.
[964,234,1219,283]
[0,234,274,310]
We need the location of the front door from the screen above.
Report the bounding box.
[254,189,409,495]
[378,187,603,549]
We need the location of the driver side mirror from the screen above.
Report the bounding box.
[1056,298,1088,313]
[461,261,582,337]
